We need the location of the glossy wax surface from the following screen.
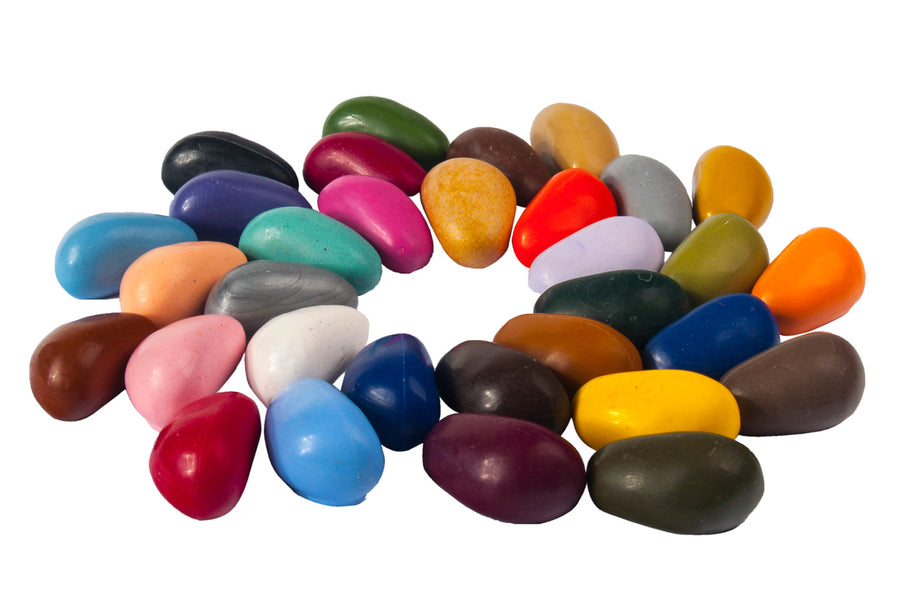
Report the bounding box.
[244,305,369,406]
[322,96,449,171]
[423,413,585,524]
[587,432,764,535]
[265,378,384,506]
[125,314,246,431]
[661,212,769,307]
[752,227,865,335]
[600,154,692,251]
[721,332,865,436]
[642,293,781,380]
[435,340,571,434]
[161,130,299,194]
[55,212,197,299]
[493,313,642,397]
[572,369,741,449]
[692,145,773,227]
[303,131,426,195]
[528,216,664,293]
[530,102,620,175]
[150,392,261,520]
[239,206,382,294]
[420,158,516,268]
[447,126,551,207]
[169,169,311,246]
[317,175,433,273]
[205,261,358,339]
[341,333,440,451]
[512,168,617,267]
[30,313,157,421]
[118,240,248,327]
[533,269,691,349]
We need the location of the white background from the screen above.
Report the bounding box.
[3,1,896,597]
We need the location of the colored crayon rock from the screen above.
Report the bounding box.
[303,131,426,196]
[752,227,865,335]
[30,313,157,421]
[341,333,440,451]
[161,131,299,194]
[493,313,642,397]
[239,206,382,295]
[661,212,769,307]
[600,154,692,251]
[512,168,618,267]
[55,212,197,299]
[125,314,245,431]
[643,293,781,380]
[423,413,585,524]
[149,392,261,520]
[323,96,449,171]
[205,261,358,339]
[530,102,620,176]
[721,332,865,436]
[265,378,384,506]
[420,158,516,268]
[169,170,311,246]
[692,145,773,227]
[317,175,433,273]
[434,340,570,434]
[245,305,369,406]
[528,216,664,293]
[446,126,551,207]
[572,369,741,450]
[587,432,764,535]
[119,241,247,328]
[534,270,691,348]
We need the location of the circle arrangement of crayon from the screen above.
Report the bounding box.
[31,97,865,534]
